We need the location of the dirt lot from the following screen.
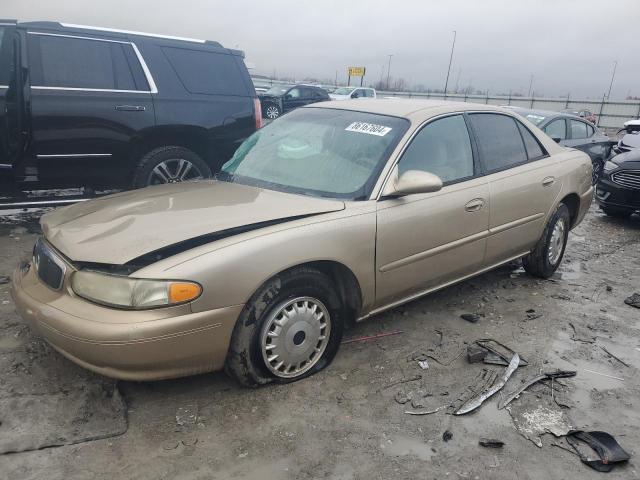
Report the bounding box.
[0,204,639,480]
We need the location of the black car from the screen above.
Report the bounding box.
[0,21,259,189]
[510,107,611,184]
[259,84,329,119]
[595,149,640,218]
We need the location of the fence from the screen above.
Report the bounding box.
[251,77,640,131]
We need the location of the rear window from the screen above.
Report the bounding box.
[162,46,248,96]
[469,113,528,172]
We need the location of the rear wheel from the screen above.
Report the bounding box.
[602,206,632,218]
[225,267,344,387]
[132,146,211,188]
[264,103,281,120]
[523,203,571,278]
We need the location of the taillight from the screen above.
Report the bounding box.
[253,98,262,130]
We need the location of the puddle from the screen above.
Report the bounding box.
[381,434,434,461]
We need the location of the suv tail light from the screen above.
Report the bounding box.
[253,98,262,130]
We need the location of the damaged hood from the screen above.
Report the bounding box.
[41,181,344,264]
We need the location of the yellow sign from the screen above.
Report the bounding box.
[348,67,366,77]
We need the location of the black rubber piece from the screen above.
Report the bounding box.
[132,146,211,188]
[523,203,571,279]
[567,430,631,472]
[225,267,345,387]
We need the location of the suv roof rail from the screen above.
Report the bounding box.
[18,21,222,46]
[0,19,17,25]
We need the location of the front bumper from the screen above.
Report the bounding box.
[10,261,243,381]
[595,176,640,212]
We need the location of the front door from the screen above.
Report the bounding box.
[283,87,307,113]
[375,114,489,307]
[25,30,155,186]
[0,23,19,170]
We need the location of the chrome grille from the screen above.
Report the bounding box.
[611,170,640,190]
[33,238,66,290]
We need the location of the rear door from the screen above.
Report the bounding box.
[468,113,561,265]
[0,23,19,169]
[26,30,155,186]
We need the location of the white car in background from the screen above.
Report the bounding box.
[329,86,376,100]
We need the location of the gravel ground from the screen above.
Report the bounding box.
[0,204,639,479]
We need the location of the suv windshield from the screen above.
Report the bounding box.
[265,85,292,96]
[220,108,409,200]
[332,87,355,95]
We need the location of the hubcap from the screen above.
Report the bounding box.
[266,106,279,119]
[148,159,204,185]
[548,218,566,265]
[260,297,331,378]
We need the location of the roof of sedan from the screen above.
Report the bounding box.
[308,98,509,121]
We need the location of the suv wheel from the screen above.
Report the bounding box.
[225,267,345,387]
[522,203,571,278]
[133,146,211,188]
[264,104,281,120]
[602,206,632,218]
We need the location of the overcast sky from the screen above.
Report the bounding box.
[4,0,639,99]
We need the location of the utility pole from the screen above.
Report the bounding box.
[386,54,393,90]
[443,30,456,94]
[527,74,534,97]
[606,60,617,99]
[454,67,461,94]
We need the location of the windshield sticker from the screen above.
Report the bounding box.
[345,122,392,136]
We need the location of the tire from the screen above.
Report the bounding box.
[264,103,281,120]
[225,267,345,387]
[602,207,632,219]
[132,146,211,188]
[523,203,571,279]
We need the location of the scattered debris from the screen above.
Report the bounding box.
[451,368,498,412]
[442,430,453,442]
[409,331,465,366]
[606,285,613,292]
[454,354,520,415]
[418,360,429,370]
[569,322,595,344]
[342,330,404,344]
[176,404,198,427]
[583,369,624,382]
[460,313,481,323]
[566,431,631,473]
[479,438,504,448]
[382,374,422,390]
[466,339,528,367]
[499,370,577,409]
[404,406,446,416]
[599,346,630,368]
[0,275,9,285]
[623,293,640,309]
[525,309,543,320]
[508,398,573,448]
[394,391,409,404]
[551,293,571,301]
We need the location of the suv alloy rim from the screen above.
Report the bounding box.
[265,105,280,119]
[260,297,331,378]
[548,218,566,265]
[149,158,204,185]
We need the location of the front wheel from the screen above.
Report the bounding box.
[264,103,281,119]
[225,267,344,387]
[523,203,571,278]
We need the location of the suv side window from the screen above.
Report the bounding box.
[544,119,567,141]
[27,33,146,91]
[398,114,474,184]
[516,121,546,160]
[364,89,375,98]
[162,46,248,96]
[469,113,527,172]
[570,119,588,139]
[586,124,595,137]
[287,87,301,99]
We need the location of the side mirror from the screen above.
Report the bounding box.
[382,166,443,197]
[285,94,292,99]
[551,136,562,143]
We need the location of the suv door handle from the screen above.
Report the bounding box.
[115,105,146,111]
[542,176,556,187]
[465,198,485,212]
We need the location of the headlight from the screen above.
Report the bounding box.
[603,161,618,172]
[71,271,201,309]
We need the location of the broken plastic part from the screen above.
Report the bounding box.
[498,370,577,409]
[479,438,505,448]
[566,431,631,473]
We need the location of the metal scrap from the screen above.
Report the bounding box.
[599,345,630,368]
[479,438,505,448]
[342,330,404,344]
[466,339,528,367]
[499,370,577,409]
[454,353,520,415]
[404,406,446,416]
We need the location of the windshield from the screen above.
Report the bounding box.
[332,87,356,95]
[220,108,409,200]
[265,85,292,96]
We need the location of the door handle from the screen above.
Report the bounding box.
[542,176,556,187]
[115,105,146,111]
[464,198,485,212]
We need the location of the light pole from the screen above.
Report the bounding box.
[386,54,393,90]
[606,60,618,99]
[443,30,456,94]
[527,74,534,97]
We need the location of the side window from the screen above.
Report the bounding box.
[570,120,588,139]
[365,89,375,98]
[162,46,248,96]
[398,115,474,183]
[287,87,301,99]
[516,121,546,160]
[586,124,595,137]
[544,119,567,140]
[313,89,328,99]
[469,113,527,172]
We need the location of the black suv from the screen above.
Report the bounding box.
[259,84,329,119]
[0,21,260,189]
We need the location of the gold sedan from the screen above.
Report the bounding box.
[11,99,593,385]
